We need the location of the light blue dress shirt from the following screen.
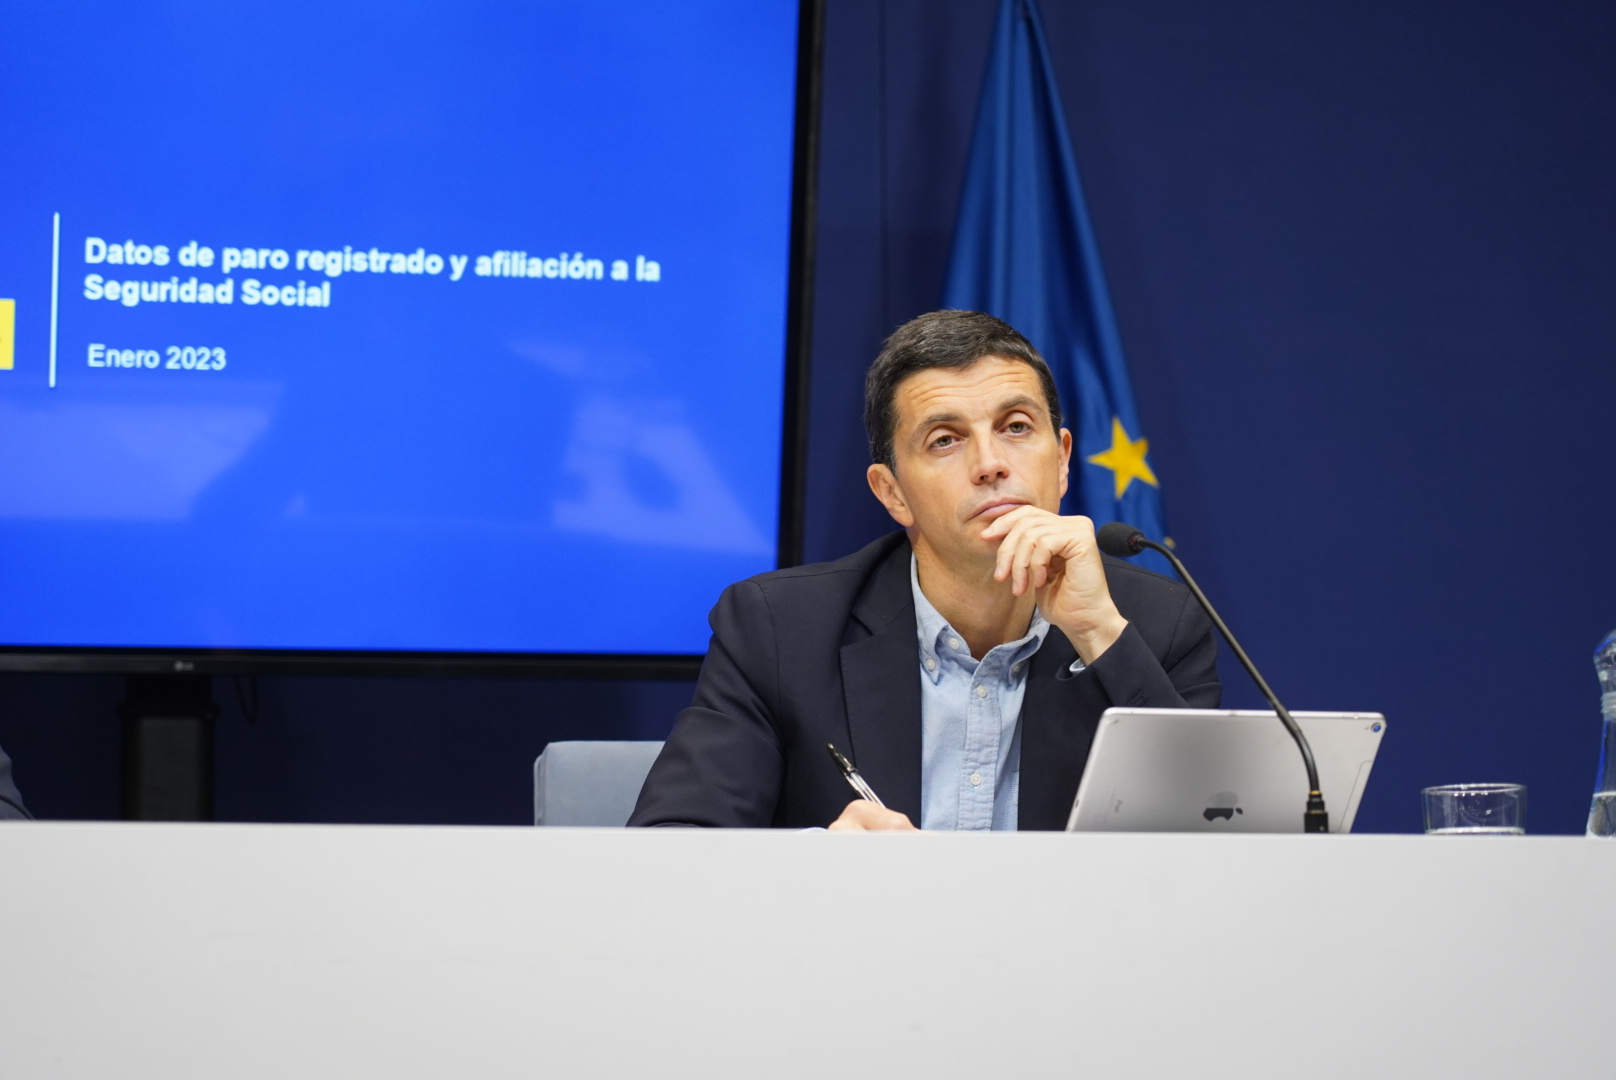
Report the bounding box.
[912,555,1069,832]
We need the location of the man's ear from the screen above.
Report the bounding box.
[866,463,915,527]
[1057,427,1073,499]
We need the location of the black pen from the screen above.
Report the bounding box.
[826,743,886,808]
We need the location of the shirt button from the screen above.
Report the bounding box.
[976,685,988,698]
[1012,663,1021,674]
[948,637,961,650]
[970,772,982,786]
[925,656,936,671]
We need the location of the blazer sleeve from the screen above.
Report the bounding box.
[627,580,786,827]
[1080,584,1221,710]
[0,742,32,821]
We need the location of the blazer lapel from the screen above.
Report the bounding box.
[839,540,923,823]
[1019,628,1110,830]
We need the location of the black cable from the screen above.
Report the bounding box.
[231,675,259,725]
[1132,537,1330,833]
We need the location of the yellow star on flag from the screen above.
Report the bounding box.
[1086,417,1159,499]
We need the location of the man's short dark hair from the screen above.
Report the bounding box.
[863,309,1063,469]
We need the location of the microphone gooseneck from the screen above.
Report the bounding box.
[1096,522,1329,834]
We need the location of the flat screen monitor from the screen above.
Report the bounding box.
[0,1,813,675]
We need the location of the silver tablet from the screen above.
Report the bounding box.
[1065,709,1387,834]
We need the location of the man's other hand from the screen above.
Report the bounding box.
[828,801,918,831]
[979,506,1128,664]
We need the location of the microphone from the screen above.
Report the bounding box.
[1096,522,1329,834]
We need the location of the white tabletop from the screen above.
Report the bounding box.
[0,823,1609,1078]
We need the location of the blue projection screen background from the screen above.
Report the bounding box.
[0,2,800,656]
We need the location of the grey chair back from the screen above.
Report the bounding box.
[533,740,665,826]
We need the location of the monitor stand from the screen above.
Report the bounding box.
[119,675,216,821]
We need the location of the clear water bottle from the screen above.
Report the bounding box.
[1588,630,1616,837]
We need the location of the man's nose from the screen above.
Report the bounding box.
[968,436,1011,485]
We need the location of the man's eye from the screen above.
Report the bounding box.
[930,435,956,450]
[1006,421,1030,434]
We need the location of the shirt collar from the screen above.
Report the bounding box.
[910,554,1048,685]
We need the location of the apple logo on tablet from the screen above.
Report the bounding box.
[1203,791,1244,822]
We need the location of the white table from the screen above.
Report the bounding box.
[0,824,1609,1078]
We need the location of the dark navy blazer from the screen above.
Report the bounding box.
[0,743,30,821]
[629,531,1221,830]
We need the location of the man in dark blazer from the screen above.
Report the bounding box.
[630,311,1219,831]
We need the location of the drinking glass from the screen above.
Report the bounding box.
[1422,783,1526,835]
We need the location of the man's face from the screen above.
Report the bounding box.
[867,356,1071,570]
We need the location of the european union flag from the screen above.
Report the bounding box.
[943,0,1172,575]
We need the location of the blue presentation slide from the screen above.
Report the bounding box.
[0,2,799,654]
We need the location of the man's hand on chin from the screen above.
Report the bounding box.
[828,801,918,831]
[979,506,1129,664]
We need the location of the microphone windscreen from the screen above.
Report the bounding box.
[1096,521,1145,557]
